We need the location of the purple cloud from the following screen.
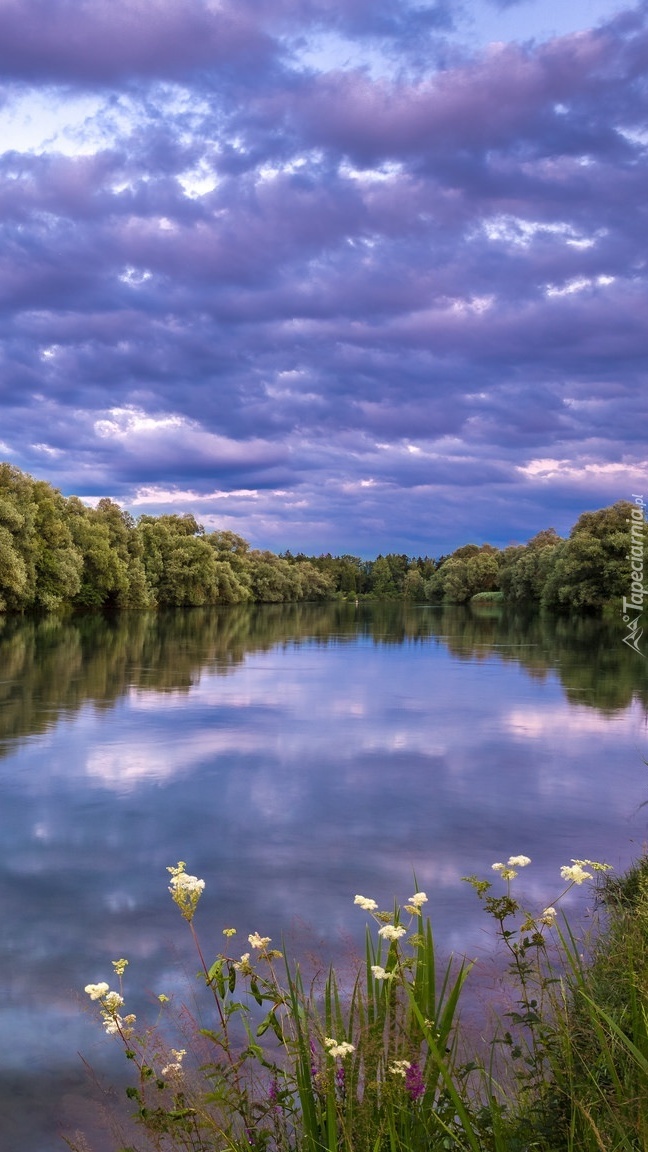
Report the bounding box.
[0,0,645,553]
[0,0,276,82]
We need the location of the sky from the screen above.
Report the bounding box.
[0,0,646,557]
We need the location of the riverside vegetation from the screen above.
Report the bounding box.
[0,461,645,612]
[73,853,648,1152]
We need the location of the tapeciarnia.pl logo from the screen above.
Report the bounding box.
[621,494,646,657]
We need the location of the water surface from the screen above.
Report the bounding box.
[1,604,646,1150]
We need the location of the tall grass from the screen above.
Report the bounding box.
[71,854,648,1152]
[543,857,648,1150]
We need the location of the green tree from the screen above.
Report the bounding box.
[247,552,302,602]
[541,502,641,611]
[403,567,426,601]
[94,498,153,608]
[31,481,83,610]
[0,463,40,611]
[157,535,220,606]
[0,466,85,611]
[207,530,252,603]
[436,546,501,604]
[294,561,335,601]
[384,552,410,593]
[0,523,29,612]
[67,498,130,608]
[499,530,562,605]
[370,556,399,599]
[208,530,250,557]
[137,516,222,606]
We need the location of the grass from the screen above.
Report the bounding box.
[70,854,648,1152]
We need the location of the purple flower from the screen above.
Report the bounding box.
[268,1077,281,1113]
[405,1061,425,1102]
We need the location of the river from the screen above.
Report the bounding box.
[1,603,646,1150]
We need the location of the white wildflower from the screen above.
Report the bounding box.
[161,1062,183,1079]
[167,862,205,922]
[371,965,394,981]
[85,982,110,1001]
[169,873,204,896]
[572,858,612,873]
[560,863,592,885]
[354,895,378,911]
[248,932,271,949]
[540,907,557,926]
[408,892,428,907]
[161,1048,186,1079]
[507,856,531,868]
[378,924,407,941]
[103,991,124,1011]
[389,1059,411,1077]
[324,1037,355,1058]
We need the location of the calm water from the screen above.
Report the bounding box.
[1,603,647,1151]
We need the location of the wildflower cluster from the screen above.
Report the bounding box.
[80,854,623,1152]
[233,951,253,974]
[246,931,283,961]
[378,923,407,941]
[324,1037,355,1059]
[492,855,532,881]
[353,894,378,911]
[84,978,135,1038]
[559,862,591,885]
[468,853,613,930]
[463,850,614,1113]
[539,906,557,926]
[160,1048,187,1080]
[353,888,428,948]
[248,931,271,949]
[370,964,394,981]
[167,860,205,922]
[390,1059,412,1077]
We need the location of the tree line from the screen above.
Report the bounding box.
[285,501,645,612]
[0,462,643,612]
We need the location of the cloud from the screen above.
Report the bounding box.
[0,1,645,551]
[0,0,276,83]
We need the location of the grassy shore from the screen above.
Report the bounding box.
[72,854,648,1152]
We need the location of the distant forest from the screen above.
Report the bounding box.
[0,462,643,613]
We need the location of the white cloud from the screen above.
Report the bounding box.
[130,486,260,505]
[94,407,184,440]
[546,274,615,297]
[518,458,648,485]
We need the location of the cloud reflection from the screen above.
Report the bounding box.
[0,605,646,1150]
